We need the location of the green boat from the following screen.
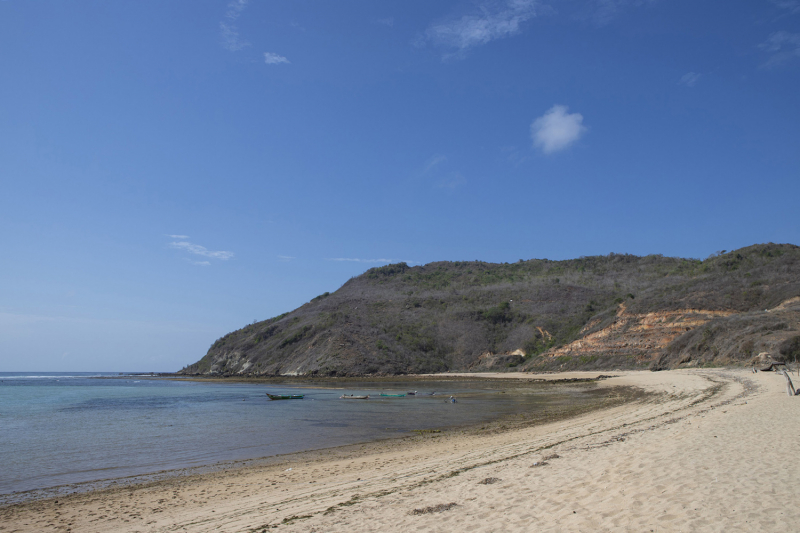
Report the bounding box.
[379,393,406,397]
[267,393,304,400]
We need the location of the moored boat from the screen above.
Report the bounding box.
[379,393,406,397]
[340,394,369,399]
[267,393,304,400]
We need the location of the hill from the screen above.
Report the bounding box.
[179,243,800,376]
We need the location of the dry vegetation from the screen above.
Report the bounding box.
[179,243,800,376]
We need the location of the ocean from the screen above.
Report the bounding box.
[0,372,600,497]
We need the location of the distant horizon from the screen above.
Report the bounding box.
[0,371,171,375]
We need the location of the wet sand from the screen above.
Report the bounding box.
[2,368,798,532]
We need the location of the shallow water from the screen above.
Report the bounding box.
[0,372,599,495]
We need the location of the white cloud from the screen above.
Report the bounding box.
[416,154,467,190]
[500,145,529,167]
[759,31,800,52]
[679,72,701,87]
[170,241,234,261]
[424,154,448,173]
[771,0,800,14]
[530,105,587,154]
[327,258,394,263]
[188,260,211,266]
[424,0,539,54]
[759,31,800,67]
[436,172,466,190]
[166,234,190,239]
[374,17,395,27]
[220,0,250,52]
[278,255,295,261]
[264,52,290,65]
[589,0,656,26]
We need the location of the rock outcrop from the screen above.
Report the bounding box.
[541,305,733,367]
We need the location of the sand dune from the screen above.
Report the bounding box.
[2,368,798,532]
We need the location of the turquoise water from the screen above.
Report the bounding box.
[0,372,592,496]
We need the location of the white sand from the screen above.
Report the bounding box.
[2,368,798,532]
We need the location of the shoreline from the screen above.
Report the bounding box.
[0,372,630,507]
[155,369,620,383]
[4,369,799,532]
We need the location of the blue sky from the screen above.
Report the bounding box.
[1,0,798,371]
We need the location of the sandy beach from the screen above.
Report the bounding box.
[2,368,799,532]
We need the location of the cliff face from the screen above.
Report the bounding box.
[533,301,800,371]
[180,243,800,376]
[650,297,800,370]
[535,306,734,367]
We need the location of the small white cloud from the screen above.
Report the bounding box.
[414,154,467,189]
[220,22,247,51]
[424,154,448,173]
[759,32,793,52]
[170,241,234,261]
[327,258,393,263]
[264,52,290,65]
[166,234,190,239]
[588,0,657,26]
[531,105,587,154]
[424,0,538,55]
[374,17,394,27]
[220,0,250,52]
[500,145,529,167]
[278,255,295,261]
[771,0,800,14]
[436,172,466,190]
[679,72,701,87]
[187,260,211,266]
[759,31,800,67]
